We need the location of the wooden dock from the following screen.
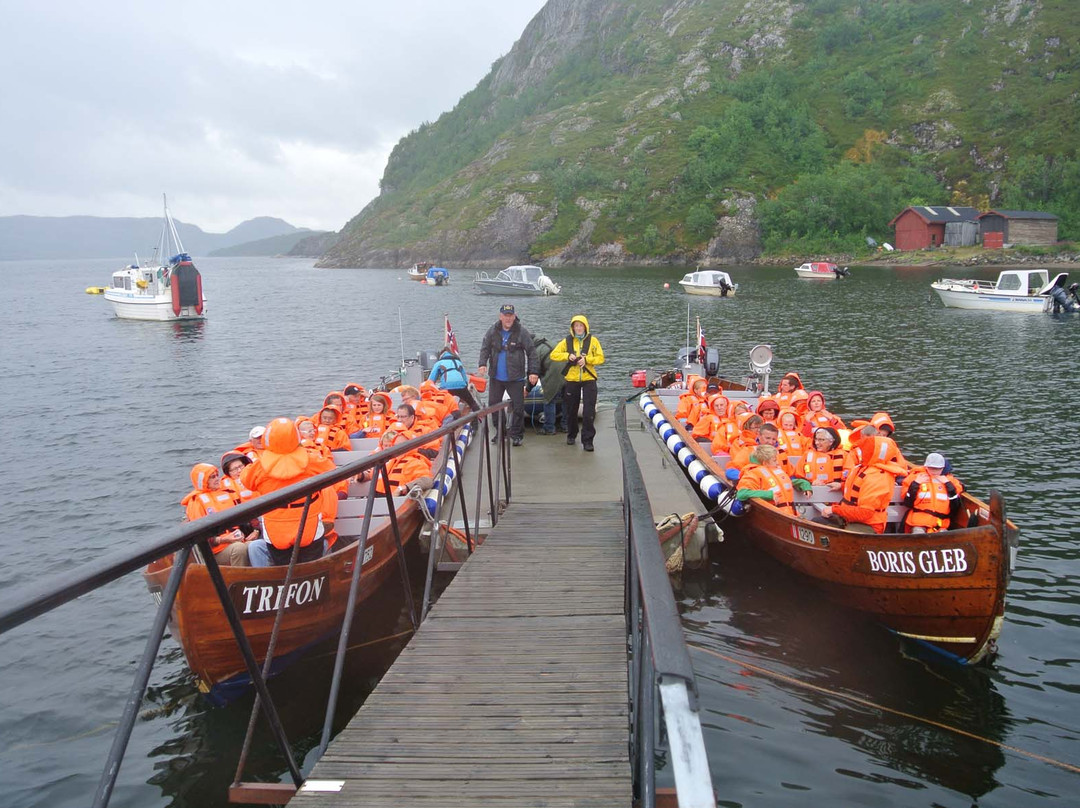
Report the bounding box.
[290,498,631,807]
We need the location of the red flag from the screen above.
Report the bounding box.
[697,318,707,361]
[445,315,459,354]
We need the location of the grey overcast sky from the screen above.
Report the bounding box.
[0,1,547,233]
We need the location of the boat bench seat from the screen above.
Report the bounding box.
[335,515,392,539]
[794,484,909,528]
[337,496,399,518]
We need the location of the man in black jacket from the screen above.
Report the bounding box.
[477,303,539,446]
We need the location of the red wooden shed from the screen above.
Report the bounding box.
[888,206,979,251]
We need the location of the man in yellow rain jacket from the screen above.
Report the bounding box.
[550,315,605,452]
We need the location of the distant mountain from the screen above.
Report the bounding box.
[287,231,341,258]
[209,229,327,257]
[0,215,303,260]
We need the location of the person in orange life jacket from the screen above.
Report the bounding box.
[359,430,435,495]
[789,387,810,417]
[220,451,256,503]
[549,314,605,452]
[725,413,765,471]
[675,376,710,426]
[821,428,906,534]
[734,446,812,516]
[182,463,252,566]
[392,403,441,459]
[342,384,369,436]
[902,453,963,533]
[476,303,540,447]
[233,425,266,462]
[691,392,731,442]
[418,380,459,425]
[360,392,393,438]
[315,404,352,452]
[756,396,780,424]
[803,390,846,435]
[844,423,908,477]
[709,399,748,455]
[756,423,791,470]
[798,427,847,487]
[776,408,808,469]
[397,386,441,432]
[241,417,338,567]
[774,373,804,409]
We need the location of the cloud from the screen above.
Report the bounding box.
[0,1,545,232]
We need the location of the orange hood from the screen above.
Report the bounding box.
[706,392,730,416]
[182,462,219,505]
[260,417,313,479]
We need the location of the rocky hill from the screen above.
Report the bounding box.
[319,0,1079,268]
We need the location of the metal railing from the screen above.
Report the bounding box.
[0,401,511,807]
[616,399,716,808]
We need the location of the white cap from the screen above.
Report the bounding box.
[249,425,266,440]
[924,452,945,469]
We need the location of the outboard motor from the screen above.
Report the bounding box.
[702,347,720,377]
[834,266,851,278]
[418,350,439,376]
[717,278,732,297]
[1045,276,1080,313]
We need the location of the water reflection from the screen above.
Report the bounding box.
[679,541,1010,801]
[169,319,206,343]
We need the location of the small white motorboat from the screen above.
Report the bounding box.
[102,196,206,321]
[794,261,849,280]
[678,270,737,297]
[473,265,560,296]
[931,269,1074,313]
[407,262,431,281]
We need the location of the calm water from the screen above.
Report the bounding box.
[1,258,1078,806]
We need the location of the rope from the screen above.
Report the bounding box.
[688,643,1080,776]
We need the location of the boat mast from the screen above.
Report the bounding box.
[163,193,187,256]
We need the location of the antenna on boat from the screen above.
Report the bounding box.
[685,303,691,359]
[397,307,406,366]
[163,194,186,256]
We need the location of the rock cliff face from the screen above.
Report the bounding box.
[319,0,1074,268]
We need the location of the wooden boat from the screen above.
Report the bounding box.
[144,492,424,705]
[142,405,481,704]
[637,368,1018,664]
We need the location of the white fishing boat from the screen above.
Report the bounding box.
[794,261,849,280]
[930,269,1073,313]
[102,197,205,321]
[678,270,738,297]
[407,262,432,281]
[473,265,560,296]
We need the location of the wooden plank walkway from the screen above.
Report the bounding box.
[290,501,631,808]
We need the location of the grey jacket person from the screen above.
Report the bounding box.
[478,317,539,382]
[534,337,565,405]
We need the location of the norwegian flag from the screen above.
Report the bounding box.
[696,318,707,362]
[445,314,459,354]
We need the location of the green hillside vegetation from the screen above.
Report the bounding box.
[324,0,1080,266]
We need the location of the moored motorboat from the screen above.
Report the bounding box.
[794,261,849,280]
[931,268,1076,313]
[425,266,450,285]
[408,262,431,281]
[473,264,561,296]
[102,196,206,321]
[678,269,737,297]
[634,348,1018,664]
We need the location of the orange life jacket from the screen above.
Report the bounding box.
[375,451,433,495]
[737,464,796,515]
[838,464,895,533]
[799,449,846,485]
[241,449,337,550]
[182,488,242,554]
[903,470,954,532]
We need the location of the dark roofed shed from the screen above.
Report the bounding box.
[977,210,1058,246]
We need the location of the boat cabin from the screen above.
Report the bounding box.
[992,269,1050,295]
[500,265,543,285]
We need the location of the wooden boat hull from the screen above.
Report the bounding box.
[643,391,1016,663]
[144,506,424,704]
